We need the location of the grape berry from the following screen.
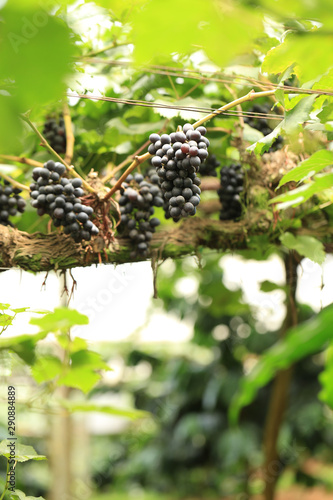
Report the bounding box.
[43,117,67,154]
[118,171,162,258]
[218,164,245,221]
[0,179,26,227]
[149,123,208,222]
[30,160,99,242]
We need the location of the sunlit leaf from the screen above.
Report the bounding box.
[280,232,326,264]
[270,173,333,209]
[60,400,149,419]
[230,304,333,424]
[30,308,89,332]
[262,32,333,83]
[0,441,46,462]
[278,150,333,188]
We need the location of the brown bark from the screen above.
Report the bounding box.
[0,210,273,272]
[262,253,299,500]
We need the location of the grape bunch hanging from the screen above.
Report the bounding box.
[218,164,245,221]
[0,179,26,227]
[118,171,163,258]
[30,160,99,242]
[148,123,208,222]
[199,154,220,177]
[43,117,66,154]
[244,104,283,152]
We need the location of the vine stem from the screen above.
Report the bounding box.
[104,153,150,201]
[262,252,298,500]
[82,41,130,58]
[20,114,97,195]
[103,89,277,200]
[0,172,29,192]
[192,89,276,128]
[0,459,10,500]
[102,79,202,186]
[225,83,244,132]
[63,102,75,165]
[102,119,171,185]
[0,155,43,168]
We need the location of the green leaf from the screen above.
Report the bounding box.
[31,355,62,384]
[319,342,333,409]
[278,150,333,188]
[242,124,264,143]
[262,32,333,83]
[30,308,89,332]
[0,3,75,151]
[280,233,326,264]
[0,313,15,327]
[284,95,316,134]
[247,121,283,155]
[10,307,29,314]
[0,331,48,364]
[260,280,284,292]
[57,368,102,394]
[131,0,260,69]
[230,304,333,424]
[56,335,88,353]
[70,350,110,371]
[57,350,111,393]
[270,173,333,209]
[0,441,46,462]
[60,401,149,420]
[11,490,45,500]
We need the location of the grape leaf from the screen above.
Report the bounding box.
[247,121,283,155]
[278,150,333,188]
[230,304,333,424]
[30,308,89,332]
[284,95,316,133]
[0,441,46,462]
[270,173,333,209]
[11,490,45,500]
[262,32,333,83]
[319,342,333,409]
[280,232,326,264]
[60,400,149,420]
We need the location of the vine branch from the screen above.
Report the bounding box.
[104,153,151,201]
[0,459,10,500]
[0,155,43,168]
[63,101,75,165]
[262,252,298,500]
[0,172,29,192]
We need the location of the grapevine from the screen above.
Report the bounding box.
[149,123,207,222]
[218,164,245,221]
[118,170,163,258]
[43,116,67,154]
[0,179,26,227]
[30,160,99,242]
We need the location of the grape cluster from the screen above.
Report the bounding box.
[118,171,163,258]
[0,180,26,227]
[218,164,245,221]
[244,104,283,151]
[199,154,220,177]
[30,160,99,242]
[148,124,208,222]
[43,117,66,154]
